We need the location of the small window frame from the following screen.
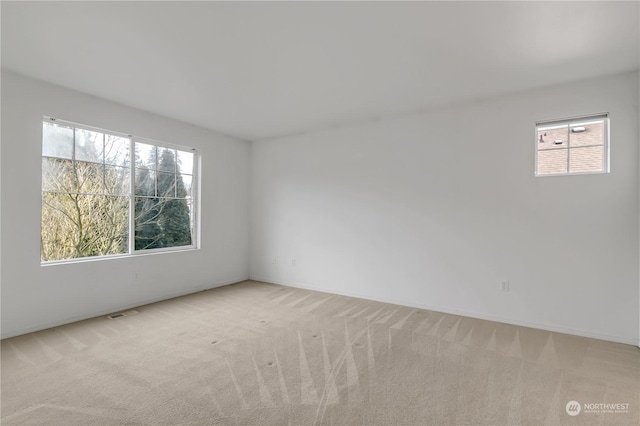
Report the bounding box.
[534,113,610,177]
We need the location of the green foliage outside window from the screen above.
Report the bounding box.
[41,120,195,262]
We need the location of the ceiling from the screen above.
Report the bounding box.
[2,1,638,141]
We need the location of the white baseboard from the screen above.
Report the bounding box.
[0,277,249,339]
[250,275,638,347]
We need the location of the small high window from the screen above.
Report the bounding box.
[535,113,609,176]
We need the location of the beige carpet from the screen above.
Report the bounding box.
[1,280,638,425]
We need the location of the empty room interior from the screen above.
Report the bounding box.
[1,1,639,425]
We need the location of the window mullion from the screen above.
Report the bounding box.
[129,138,136,254]
[567,131,571,173]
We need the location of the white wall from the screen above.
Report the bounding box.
[2,70,638,345]
[1,71,251,338]
[250,71,640,345]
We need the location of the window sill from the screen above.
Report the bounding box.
[40,246,199,267]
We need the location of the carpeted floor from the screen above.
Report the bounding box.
[1,280,638,425]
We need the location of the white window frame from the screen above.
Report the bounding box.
[534,113,610,177]
[41,117,200,265]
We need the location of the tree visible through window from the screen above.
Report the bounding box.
[41,119,197,262]
[134,143,194,250]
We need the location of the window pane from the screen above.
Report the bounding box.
[43,121,73,159]
[161,199,193,247]
[105,165,130,195]
[41,193,128,261]
[569,146,604,173]
[537,149,567,175]
[42,158,75,192]
[157,172,176,198]
[105,135,130,166]
[135,167,156,196]
[157,148,177,172]
[75,128,104,163]
[135,197,163,250]
[75,162,104,194]
[179,174,192,199]
[135,143,157,169]
[569,121,604,148]
[177,150,194,174]
[537,125,568,150]
[134,196,193,250]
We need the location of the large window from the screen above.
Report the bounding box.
[535,113,609,176]
[41,118,198,263]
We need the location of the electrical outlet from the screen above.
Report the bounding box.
[272,257,277,265]
[500,281,510,292]
[291,258,296,267]
[132,271,139,281]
